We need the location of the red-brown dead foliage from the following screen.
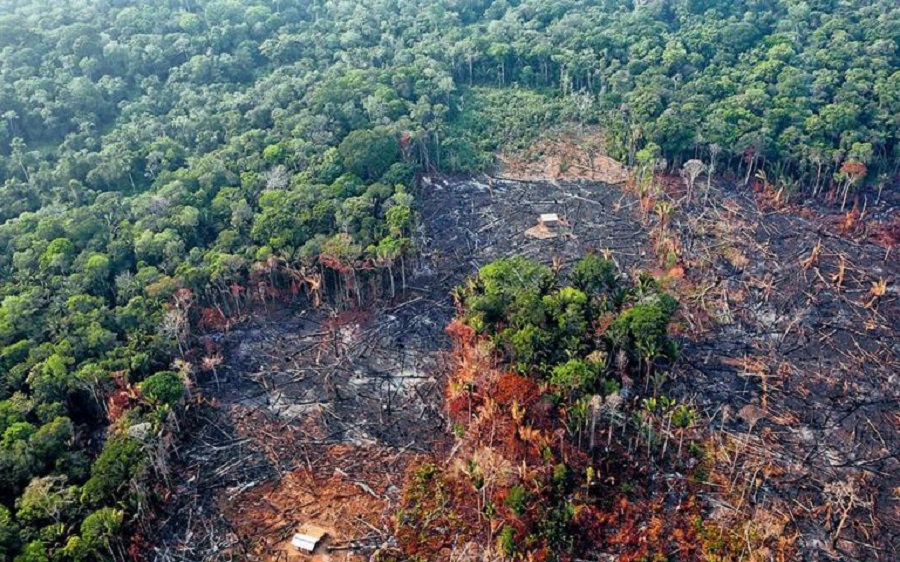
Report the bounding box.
[839,160,867,180]
[200,337,220,356]
[751,177,787,209]
[599,496,705,562]
[592,312,616,337]
[197,306,230,332]
[640,193,656,214]
[395,461,477,559]
[667,264,685,279]
[322,307,372,331]
[493,371,541,408]
[446,392,470,422]
[572,504,606,543]
[126,532,154,562]
[496,126,628,185]
[107,371,139,424]
[318,254,353,274]
[526,396,558,432]
[871,215,900,248]
[445,319,476,344]
[838,209,861,235]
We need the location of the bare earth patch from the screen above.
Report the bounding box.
[496,126,629,185]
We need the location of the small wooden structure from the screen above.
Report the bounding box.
[539,213,561,227]
[291,524,327,552]
[526,212,565,240]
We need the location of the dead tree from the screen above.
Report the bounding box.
[681,159,707,202]
[706,143,721,194]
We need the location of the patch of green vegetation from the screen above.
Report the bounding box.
[445,87,565,172]
[497,525,517,557]
[137,371,184,408]
[505,484,529,516]
[458,255,679,391]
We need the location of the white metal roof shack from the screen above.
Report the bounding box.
[539,213,560,226]
[291,524,327,552]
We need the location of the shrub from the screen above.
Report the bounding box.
[2,422,36,448]
[138,371,184,408]
[497,525,516,556]
[12,540,48,562]
[505,485,528,516]
[507,324,551,369]
[81,436,145,507]
[339,128,400,181]
[550,359,596,398]
[0,505,19,559]
[552,463,568,489]
[466,257,554,330]
[570,255,617,297]
[542,287,589,346]
[610,297,678,367]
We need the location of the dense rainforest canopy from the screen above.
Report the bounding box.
[0,0,897,559]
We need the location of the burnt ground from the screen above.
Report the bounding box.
[148,174,898,561]
[148,177,649,561]
[667,186,900,560]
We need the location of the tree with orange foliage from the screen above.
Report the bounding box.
[836,160,867,211]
